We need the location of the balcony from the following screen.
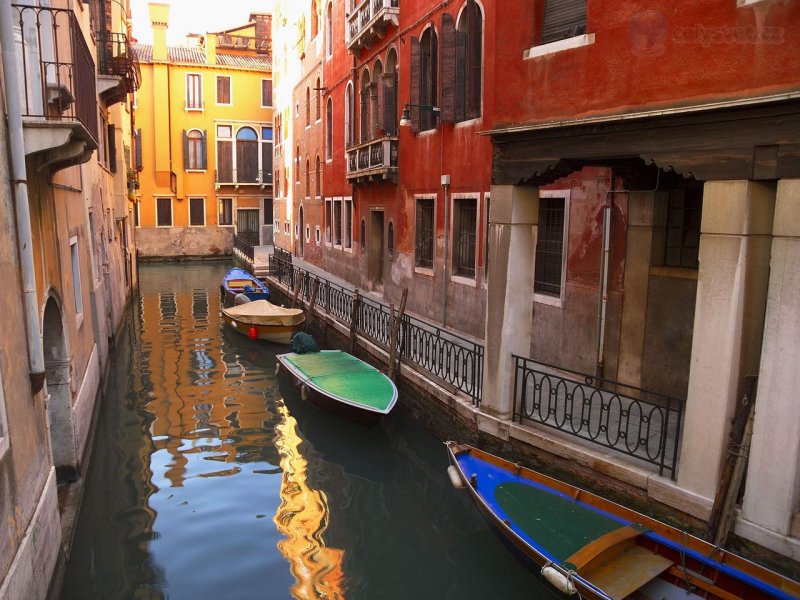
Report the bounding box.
[96,31,141,106]
[12,4,98,173]
[346,136,398,183]
[346,0,399,52]
[215,169,272,189]
[216,33,272,59]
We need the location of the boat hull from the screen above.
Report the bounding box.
[446,442,800,600]
[221,267,270,308]
[221,311,304,344]
[276,351,397,426]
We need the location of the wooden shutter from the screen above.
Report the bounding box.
[440,12,456,124]
[541,0,587,44]
[466,0,482,118]
[217,77,231,103]
[369,81,378,138]
[360,85,369,143]
[134,129,143,170]
[377,75,386,133]
[182,130,189,170]
[454,28,466,123]
[107,124,117,173]
[217,140,233,182]
[201,130,208,170]
[381,72,397,135]
[262,79,272,106]
[238,140,259,183]
[262,141,273,181]
[409,36,421,133]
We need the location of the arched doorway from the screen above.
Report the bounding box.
[43,296,77,480]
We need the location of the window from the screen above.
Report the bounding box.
[262,127,273,185]
[70,236,83,317]
[305,158,310,198]
[306,224,311,241]
[534,194,568,297]
[134,200,140,228]
[107,124,117,173]
[186,73,203,109]
[315,155,321,197]
[415,198,435,268]
[189,197,205,226]
[664,189,702,268]
[540,0,587,44]
[219,198,233,225]
[441,0,482,122]
[345,83,355,146]
[156,197,173,227]
[360,218,366,250]
[344,198,352,249]
[134,128,143,170]
[217,124,267,185]
[315,226,321,245]
[276,168,281,197]
[382,49,398,136]
[410,28,438,132]
[306,87,311,126]
[263,198,273,225]
[325,198,332,243]
[454,197,477,277]
[315,77,321,121]
[261,79,273,107]
[334,198,342,245]
[388,222,394,256]
[296,146,301,182]
[183,129,207,170]
[216,75,231,104]
[326,2,333,57]
[326,98,333,159]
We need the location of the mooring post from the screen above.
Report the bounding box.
[349,289,360,354]
[290,275,302,308]
[307,279,319,328]
[388,289,408,381]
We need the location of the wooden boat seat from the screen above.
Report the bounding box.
[583,544,674,600]
[227,279,254,290]
[566,525,646,573]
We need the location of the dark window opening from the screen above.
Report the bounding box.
[534,197,566,296]
[454,198,477,277]
[415,198,435,268]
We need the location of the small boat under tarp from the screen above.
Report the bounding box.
[222,300,305,344]
[220,267,269,307]
[276,349,397,424]
[446,442,800,600]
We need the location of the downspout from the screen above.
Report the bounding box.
[595,172,613,379]
[1,0,47,392]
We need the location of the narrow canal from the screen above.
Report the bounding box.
[61,262,554,599]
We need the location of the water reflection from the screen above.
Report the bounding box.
[62,262,551,600]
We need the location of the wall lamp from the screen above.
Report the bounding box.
[399,103,440,127]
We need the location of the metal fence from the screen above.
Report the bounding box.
[512,355,684,479]
[268,255,483,405]
[233,234,254,263]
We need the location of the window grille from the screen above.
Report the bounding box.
[534,197,566,296]
[415,198,435,268]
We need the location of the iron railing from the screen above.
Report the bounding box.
[512,355,684,479]
[269,254,483,404]
[215,169,268,186]
[96,31,140,92]
[233,234,254,262]
[12,3,98,143]
[346,0,399,49]
[215,33,271,58]
[346,136,398,181]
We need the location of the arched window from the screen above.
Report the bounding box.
[359,68,371,143]
[236,126,258,182]
[315,77,321,121]
[306,87,311,126]
[296,145,300,182]
[185,129,205,170]
[371,60,382,139]
[326,98,333,159]
[414,27,438,131]
[315,155,321,197]
[456,0,483,120]
[326,2,333,57]
[345,83,354,147]
[305,158,310,198]
[383,48,398,136]
[311,0,319,38]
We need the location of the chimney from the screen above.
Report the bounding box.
[149,2,170,61]
[250,13,272,56]
[205,32,216,66]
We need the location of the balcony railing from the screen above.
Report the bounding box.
[96,31,140,99]
[12,3,98,144]
[215,169,272,188]
[345,136,398,183]
[346,0,399,51]
[216,33,272,58]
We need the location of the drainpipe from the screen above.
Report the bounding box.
[595,177,613,380]
[1,0,47,392]
[441,175,450,327]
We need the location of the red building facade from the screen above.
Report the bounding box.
[323,0,494,336]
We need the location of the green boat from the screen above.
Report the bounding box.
[276,350,398,423]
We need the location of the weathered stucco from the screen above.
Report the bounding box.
[136,226,233,258]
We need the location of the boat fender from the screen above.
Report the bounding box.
[248,325,258,340]
[541,564,577,596]
[470,473,478,489]
[300,384,309,401]
[447,465,465,489]
[274,363,281,376]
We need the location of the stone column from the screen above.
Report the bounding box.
[741,179,800,538]
[677,181,774,501]
[481,184,538,420]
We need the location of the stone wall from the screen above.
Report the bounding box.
[136,226,232,259]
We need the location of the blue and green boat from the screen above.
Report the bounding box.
[446,442,800,600]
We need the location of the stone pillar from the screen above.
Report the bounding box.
[741,179,800,537]
[677,181,774,501]
[617,191,659,388]
[482,184,538,420]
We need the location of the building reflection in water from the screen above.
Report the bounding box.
[274,403,346,599]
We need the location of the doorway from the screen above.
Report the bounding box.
[236,208,260,245]
[369,210,384,290]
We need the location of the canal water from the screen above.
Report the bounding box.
[61,262,555,599]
